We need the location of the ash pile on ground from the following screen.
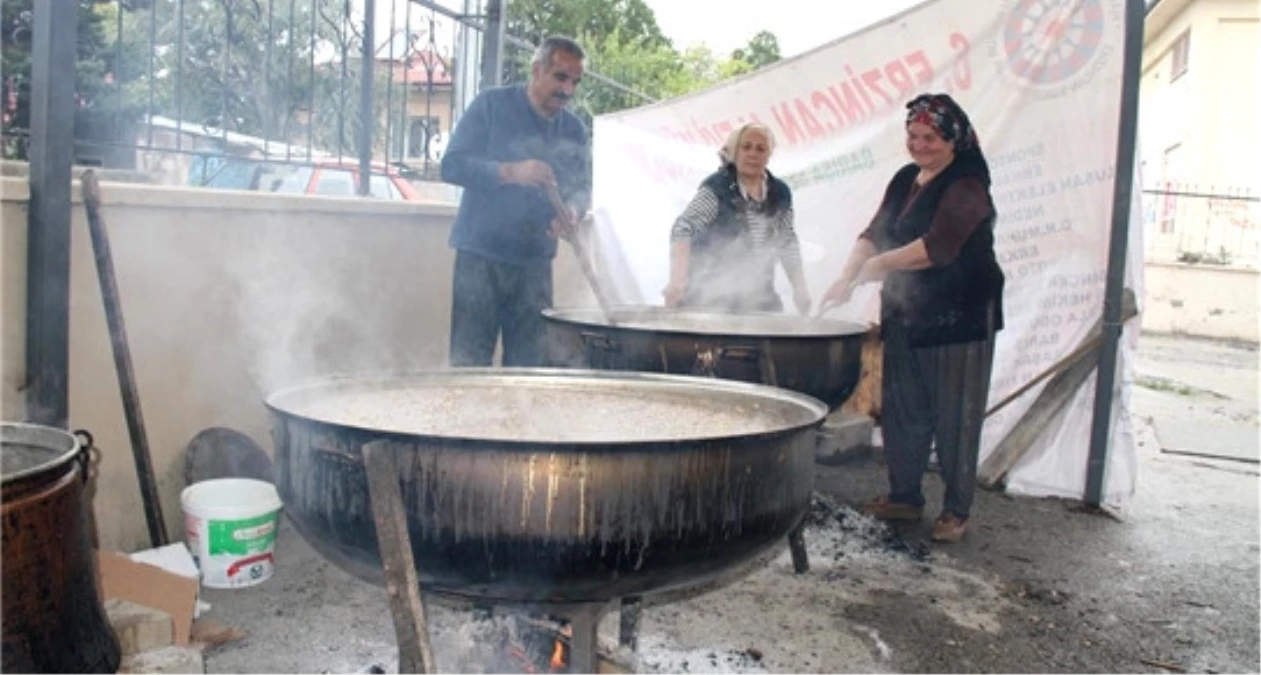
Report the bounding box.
[800,493,933,569]
[630,492,1005,674]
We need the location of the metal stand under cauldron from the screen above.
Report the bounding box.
[362,443,617,674]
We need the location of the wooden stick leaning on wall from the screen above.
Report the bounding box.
[80,170,168,547]
[978,288,1139,489]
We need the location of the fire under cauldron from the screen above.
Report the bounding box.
[267,368,828,672]
[542,306,870,411]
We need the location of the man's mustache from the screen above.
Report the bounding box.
[553,93,571,101]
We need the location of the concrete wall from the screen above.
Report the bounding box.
[1,176,596,552]
[1142,261,1259,342]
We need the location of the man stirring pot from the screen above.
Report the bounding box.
[441,36,592,367]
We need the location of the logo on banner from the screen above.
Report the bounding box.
[988,0,1121,97]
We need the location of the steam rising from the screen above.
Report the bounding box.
[219,209,449,401]
[683,245,784,311]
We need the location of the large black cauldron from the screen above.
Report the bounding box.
[266,368,827,604]
[543,306,869,411]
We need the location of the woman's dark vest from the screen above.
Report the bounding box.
[871,159,1005,347]
[683,166,792,313]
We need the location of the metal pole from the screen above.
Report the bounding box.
[1084,0,1145,507]
[453,0,483,117]
[24,0,78,427]
[358,0,376,196]
[480,0,505,90]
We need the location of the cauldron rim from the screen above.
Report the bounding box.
[0,422,81,487]
[263,367,829,448]
[542,305,872,339]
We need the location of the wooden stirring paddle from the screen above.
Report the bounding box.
[546,183,616,322]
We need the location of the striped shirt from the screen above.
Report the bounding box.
[670,183,805,280]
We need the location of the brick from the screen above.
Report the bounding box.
[118,646,205,674]
[815,411,875,462]
[105,598,174,656]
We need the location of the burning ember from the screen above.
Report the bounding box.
[494,614,629,674]
[549,625,572,672]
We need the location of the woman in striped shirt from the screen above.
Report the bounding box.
[663,123,811,314]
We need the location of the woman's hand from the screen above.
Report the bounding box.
[663,280,687,308]
[792,287,812,316]
[816,277,856,315]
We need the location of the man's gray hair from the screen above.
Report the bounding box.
[531,36,586,68]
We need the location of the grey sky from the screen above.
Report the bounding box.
[643,0,924,58]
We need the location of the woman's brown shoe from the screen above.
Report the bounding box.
[862,495,924,521]
[931,514,969,542]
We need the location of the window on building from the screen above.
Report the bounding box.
[407,116,442,159]
[1170,31,1190,81]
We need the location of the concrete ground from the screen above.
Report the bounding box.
[200,333,1259,674]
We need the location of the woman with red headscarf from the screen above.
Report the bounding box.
[818,93,1005,543]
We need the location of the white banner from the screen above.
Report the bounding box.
[589,0,1145,503]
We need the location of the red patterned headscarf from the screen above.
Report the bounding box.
[905,93,990,183]
[905,93,980,152]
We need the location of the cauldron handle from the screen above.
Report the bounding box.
[362,441,436,674]
[71,429,98,486]
[72,428,103,551]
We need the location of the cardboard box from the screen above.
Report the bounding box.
[97,551,199,646]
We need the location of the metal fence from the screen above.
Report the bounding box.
[1142,184,1260,268]
[1,0,652,196]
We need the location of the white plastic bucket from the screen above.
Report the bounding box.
[180,478,283,589]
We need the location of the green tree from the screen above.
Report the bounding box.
[731,30,781,70]
[506,0,669,50]
[1,0,127,160]
[113,0,329,149]
[562,29,682,123]
[502,0,671,99]
[501,0,782,122]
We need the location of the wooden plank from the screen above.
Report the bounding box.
[979,347,1101,488]
[841,328,884,421]
[978,289,1138,489]
[81,170,168,547]
[362,441,435,674]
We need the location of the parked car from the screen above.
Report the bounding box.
[266,160,421,201]
[187,153,422,202]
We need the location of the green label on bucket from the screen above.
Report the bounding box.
[207,511,279,556]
